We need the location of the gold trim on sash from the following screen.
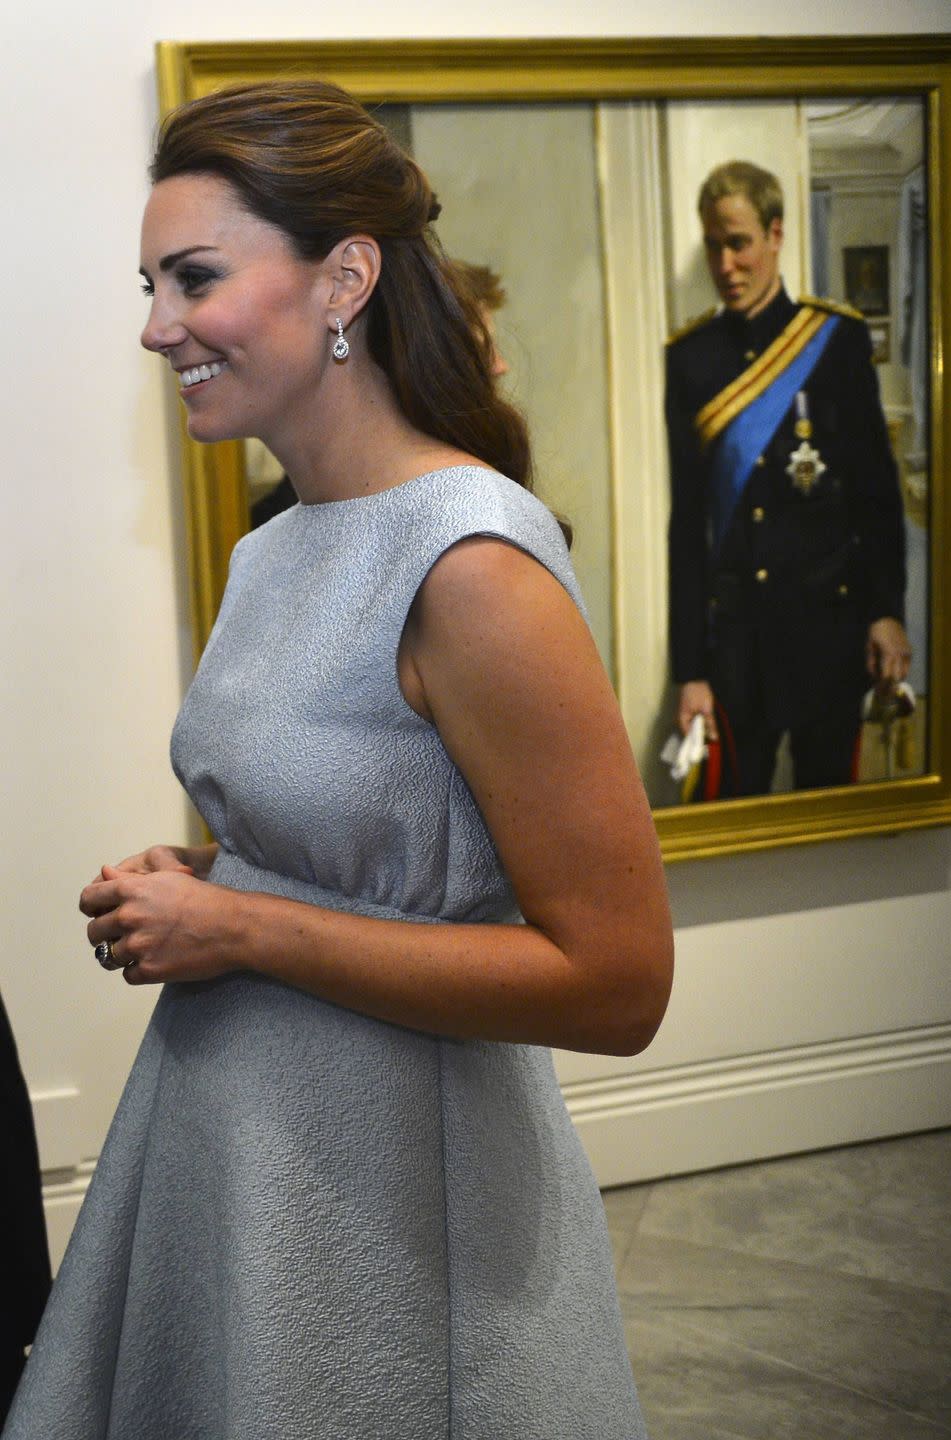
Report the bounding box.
[694,307,831,451]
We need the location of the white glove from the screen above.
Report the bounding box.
[660,713,708,781]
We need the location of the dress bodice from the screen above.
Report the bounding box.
[171,466,582,923]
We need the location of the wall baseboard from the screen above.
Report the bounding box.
[563,1023,951,1187]
[41,1162,95,1274]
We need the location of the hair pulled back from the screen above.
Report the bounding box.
[150,80,533,493]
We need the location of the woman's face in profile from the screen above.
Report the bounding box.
[479,306,509,378]
[139,172,328,448]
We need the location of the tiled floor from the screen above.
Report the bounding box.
[603,1128,951,1440]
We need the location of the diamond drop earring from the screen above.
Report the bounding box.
[332,318,350,361]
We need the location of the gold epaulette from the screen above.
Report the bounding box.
[665,308,717,347]
[799,294,865,323]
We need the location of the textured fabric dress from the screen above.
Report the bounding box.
[5,466,647,1440]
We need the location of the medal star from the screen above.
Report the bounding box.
[787,439,826,496]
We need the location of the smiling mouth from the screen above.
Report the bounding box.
[179,361,227,389]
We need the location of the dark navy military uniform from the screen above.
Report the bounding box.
[666,286,906,795]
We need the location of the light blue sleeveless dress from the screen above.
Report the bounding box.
[5,467,646,1440]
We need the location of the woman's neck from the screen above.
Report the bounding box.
[264,359,474,505]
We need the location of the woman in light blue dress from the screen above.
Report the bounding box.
[5,81,673,1440]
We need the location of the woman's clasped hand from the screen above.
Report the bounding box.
[80,844,229,984]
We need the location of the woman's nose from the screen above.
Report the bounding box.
[489,346,509,378]
[140,297,187,354]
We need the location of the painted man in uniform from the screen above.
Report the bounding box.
[666,160,911,796]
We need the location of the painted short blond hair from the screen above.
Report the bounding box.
[698,160,784,231]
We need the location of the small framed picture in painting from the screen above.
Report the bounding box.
[844,245,890,316]
[867,319,890,365]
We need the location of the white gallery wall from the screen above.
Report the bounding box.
[1,0,949,1265]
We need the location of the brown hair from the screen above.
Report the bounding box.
[451,260,507,314]
[698,160,784,231]
[150,80,533,492]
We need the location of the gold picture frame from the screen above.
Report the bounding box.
[154,36,951,861]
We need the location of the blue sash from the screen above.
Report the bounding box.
[710,314,840,552]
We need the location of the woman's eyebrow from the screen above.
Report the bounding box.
[139,245,220,279]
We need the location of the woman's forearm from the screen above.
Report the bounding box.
[224,885,671,1057]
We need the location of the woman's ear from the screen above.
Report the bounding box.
[323,235,382,331]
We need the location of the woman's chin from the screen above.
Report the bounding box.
[183,410,242,445]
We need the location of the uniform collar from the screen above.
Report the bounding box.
[722,284,796,350]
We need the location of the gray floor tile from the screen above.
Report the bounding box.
[632,1130,951,1293]
[617,1234,951,1425]
[626,1309,951,1440]
[601,1131,951,1438]
[602,1181,653,1268]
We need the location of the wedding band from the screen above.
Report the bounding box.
[95,940,122,972]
